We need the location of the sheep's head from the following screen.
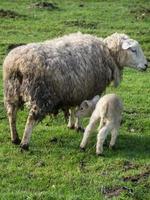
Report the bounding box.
[104,33,148,71]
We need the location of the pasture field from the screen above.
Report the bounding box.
[0,0,150,199]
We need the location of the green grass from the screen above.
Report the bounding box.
[0,0,150,199]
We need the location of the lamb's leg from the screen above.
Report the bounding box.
[96,121,113,155]
[20,108,38,150]
[97,117,105,131]
[80,116,99,150]
[109,126,119,149]
[67,108,75,129]
[6,103,20,144]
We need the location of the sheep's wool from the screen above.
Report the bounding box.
[3,33,120,120]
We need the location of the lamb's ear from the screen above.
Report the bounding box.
[81,100,92,109]
[92,95,100,105]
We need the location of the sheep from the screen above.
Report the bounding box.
[65,33,149,132]
[3,32,148,150]
[78,94,123,155]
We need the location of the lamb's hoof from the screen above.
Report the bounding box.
[80,147,85,152]
[20,143,29,151]
[12,138,21,145]
[76,127,85,133]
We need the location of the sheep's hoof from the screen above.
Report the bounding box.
[12,138,21,145]
[103,142,108,147]
[96,152,105,157]
[67,124,75,129]
[109,145,116,150]
[76,127,85,133]
[80,147,85,152]
[20,143,29,151]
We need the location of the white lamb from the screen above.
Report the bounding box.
[76,94,123,155]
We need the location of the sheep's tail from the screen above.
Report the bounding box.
[3,67,23,108]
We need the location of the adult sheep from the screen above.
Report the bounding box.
[3,32,148,150]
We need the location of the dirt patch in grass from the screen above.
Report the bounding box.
[49,137,58,144]
[49,137,64,147]
[130,7,150,20]
[0,9,25,18]
[123,160,139,171]
[123,169,150,183]
[31,2,59,10]
[79,159,87,172]
[79,3,84,8]
[64,20,98,29]
[101,186,133,198]
[35,160,46,167]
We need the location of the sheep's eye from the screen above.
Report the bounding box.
[130,48,137,53]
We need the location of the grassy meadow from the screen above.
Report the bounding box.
[0,0,150,199]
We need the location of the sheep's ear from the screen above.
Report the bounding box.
[122,39,137,50]
[122,40,132,50]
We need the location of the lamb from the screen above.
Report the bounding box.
[78,94,123,155]
[73,95,100,130]
[3,32,148,150]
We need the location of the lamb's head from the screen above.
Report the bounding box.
[104,33,148,71]
[76,95,100,118]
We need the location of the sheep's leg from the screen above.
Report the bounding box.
[96,121,113,155]
[62,108,69,123]
[109,126,119,149]
[6,103,20,144]
[75,117,84,132]
[20,109,38,150]
[67,107,84,131]
[80,116,99,149]
[67,108,75,129]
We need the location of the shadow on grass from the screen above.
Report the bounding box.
[7,125,149,160]
[33,130,150,160]
[105,133,150,160]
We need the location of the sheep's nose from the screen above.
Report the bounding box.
[142,64,148,71]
